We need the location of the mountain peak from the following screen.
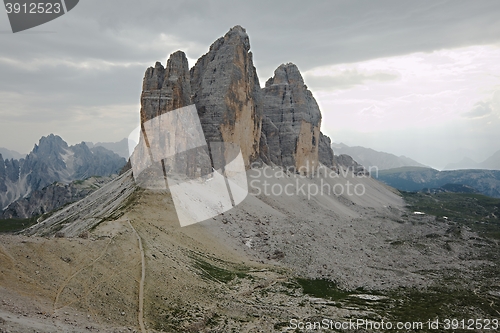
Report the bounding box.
[0,134,126,210]
[136,26,335,173]
[39,133,65,144]
[266,63,304,87]
[225,25,249,46]
[261,62,324,170]
[166,51,188,73]
[34,134,68,155]
[208,25,250,54]
[229,25,246,34]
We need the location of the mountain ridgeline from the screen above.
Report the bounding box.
[138,26,336,174]
[332,143,427,171]
[375,167,500,198]
[0,134,126,212]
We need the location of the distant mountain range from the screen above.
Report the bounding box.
[85,138,129,159]
[0,176,113,220]
[0,147,25,160]
[0,134,126,212]
[419,183,480,195]
[444,150,500,170]
[331,143,427,171]
[375,166,500,198]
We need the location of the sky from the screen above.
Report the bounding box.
[1,0,500,169]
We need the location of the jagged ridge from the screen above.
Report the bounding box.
[138,25,336,173]
[0,134,126,211]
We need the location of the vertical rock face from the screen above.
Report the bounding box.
[2,158,21,185]
[138,51,211,178]
[319,133,335,169]
[135,26,336,175]
[261,63,322,172]
[140,51,192,124]
[190,25,263,168]
[259,116,282,166]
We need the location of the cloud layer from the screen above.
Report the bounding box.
[1,0,500,165]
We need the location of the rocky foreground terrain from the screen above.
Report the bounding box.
[1,171,499,332]
[1,26,499,332]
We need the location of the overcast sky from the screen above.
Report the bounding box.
[1,0,500,169]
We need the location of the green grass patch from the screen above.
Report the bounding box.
[0,217,38,233]
[296,278,349,300]
[387,286,500,324]
[191,255,251,284]
[402,191,500,239]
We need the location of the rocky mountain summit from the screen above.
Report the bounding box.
[0,134,126,211]
[137,26,335,174]
[261,63,322,170]
[190,27,263,167]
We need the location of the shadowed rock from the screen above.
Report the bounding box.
[261,63,322,173]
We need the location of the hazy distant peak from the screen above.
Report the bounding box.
[481,150,500,170]
[444,150,500,171]
[0,147,25,160]
[444,157,479,170]
[332,143,426,170]
[84,138,129,159]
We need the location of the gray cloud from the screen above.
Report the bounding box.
[4,0,500,73]
[462,101,493,119]
[1,0,500,156]
[305,70,399,90]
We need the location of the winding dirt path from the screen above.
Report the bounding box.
[53,236,115,312]
[128,219,147,333]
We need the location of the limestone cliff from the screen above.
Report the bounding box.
[261,63,322,172]
[140,51,192,124]
[138,51,211,178]
[318,132,335,169]
[136,26,335,176]
[190,25,263,169]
